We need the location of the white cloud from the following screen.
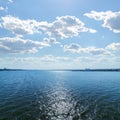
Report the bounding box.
[43,38,60,44]
[8,0,13,3]
[0,37,49,54]
[84,11,120,33]
[64,43,81,53]
[0,55,72,69]
[85,47,111,55]
[106,43,120,51]
[0,15,96,39]
[40,55,70,62]
[0,15,44,35]
[0,44,10,53]
[0,6,8,12]
[64,43,111,55]
[46,16,96,39]
[73,55,120,69]
[4,55,70,64]
[0,6,5,11]
[73,56,95,63]
[40,55,57,62]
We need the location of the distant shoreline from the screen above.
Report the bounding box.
[0,68,120,72]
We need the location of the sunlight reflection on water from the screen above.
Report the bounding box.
[47,81,75,120]
[0,71,120,120]
[38,71,75,120]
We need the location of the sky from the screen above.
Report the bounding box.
[0,0,120,69]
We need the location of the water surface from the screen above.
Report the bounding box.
[0,71,120,120]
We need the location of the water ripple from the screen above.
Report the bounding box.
[0,71,120,120]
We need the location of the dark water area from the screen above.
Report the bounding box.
[0,71,120,120]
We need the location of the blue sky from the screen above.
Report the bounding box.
[0,0,120,69]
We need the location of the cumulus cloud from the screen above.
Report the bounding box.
[8,0,13,3]
[0,15,48,35]
[0,37,49,53]
[64,43,111,55]
[46,16,96,39]
[0,6,5,11]
[64,43,81,53]
[84,11,120,33]
[0,15,96,38]
[0,6,8,12]
[43,38,60,44]
[106,43,120,51]
[85,47,111,55]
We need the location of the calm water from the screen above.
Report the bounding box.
[0,71,120,120]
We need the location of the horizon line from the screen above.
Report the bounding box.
[0,68,120,71]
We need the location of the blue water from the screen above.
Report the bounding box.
[0,71,120,120]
